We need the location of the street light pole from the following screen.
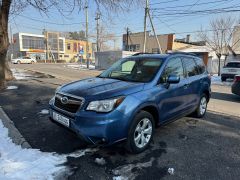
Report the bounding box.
[85,0,89,69]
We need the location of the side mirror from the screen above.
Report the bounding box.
[167,74,180,84]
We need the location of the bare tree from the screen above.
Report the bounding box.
[199,16,238,76]
[0,0,135,89]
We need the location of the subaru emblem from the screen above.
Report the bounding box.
[61,96,69,104]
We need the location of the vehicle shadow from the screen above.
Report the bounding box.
[211,92,240,103]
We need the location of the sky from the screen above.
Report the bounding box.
[9,0,240,48]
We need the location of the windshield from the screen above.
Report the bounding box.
[226,62,240,68]
[98,58,163,83]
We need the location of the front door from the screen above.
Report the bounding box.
[156,57,191,122]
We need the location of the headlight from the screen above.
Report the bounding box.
[86,97,125,112]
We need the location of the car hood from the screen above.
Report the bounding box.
[59,77,144,99]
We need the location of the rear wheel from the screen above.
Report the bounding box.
[17,61,21,64]
[193,94,208,118]
[126,110,154,153]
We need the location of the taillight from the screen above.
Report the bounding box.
[234,76,240,82]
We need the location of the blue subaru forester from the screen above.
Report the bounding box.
[49,53,211,153]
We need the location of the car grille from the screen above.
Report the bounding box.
[54,93,84,114]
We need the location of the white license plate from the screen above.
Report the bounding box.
[52,112,70,127]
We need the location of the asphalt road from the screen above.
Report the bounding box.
[1,64,240,180]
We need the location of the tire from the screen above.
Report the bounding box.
[126,110,155,154]
[17,61,21,64]
[193,94,208,118]
[31,61,35,64]
[221,77,226,82]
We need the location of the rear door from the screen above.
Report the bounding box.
[157,57,191,122]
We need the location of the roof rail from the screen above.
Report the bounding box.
[167,51,196,56]
[132,52,157,56]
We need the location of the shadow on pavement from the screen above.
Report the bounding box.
[211,92,240,103]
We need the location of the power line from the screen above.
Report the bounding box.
[19,14,85,25]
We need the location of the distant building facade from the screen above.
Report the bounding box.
[232,25,240,55]
[10,31,94,63]
[122,31,174,53]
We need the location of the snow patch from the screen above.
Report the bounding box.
[11,68,31,80]
[6,86,18,90]
[168,168,174,175]
[67,64,95,70]
[211,75,233,86]
[113,176,125,180]
[95,157,106,166]
[0,119,67,180]
[39,109,49,115]
[67,148,98,158]
[112,158,154,180]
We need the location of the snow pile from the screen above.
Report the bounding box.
[211,75,233,86]
[67,148,98,158]
[6,86,18,90]
[0,119,67,180]
[11,68,31,80]
[95,157,106,166]
[39,109,49,115]
[112,158,154,180]
[67,64,95,70]
[168,168,174,175]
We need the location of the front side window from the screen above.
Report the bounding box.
[160,57,184,83]
[99,58,163,82]
[183,57,199,77]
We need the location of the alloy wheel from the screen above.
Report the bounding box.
[134,118,153,149]
[200,96,207,115]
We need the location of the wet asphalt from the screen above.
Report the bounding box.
[0,72,240,180]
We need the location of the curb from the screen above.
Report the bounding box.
[0,107,31,148]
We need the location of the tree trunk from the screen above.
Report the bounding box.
[217,56,221,76]
[0,0,13,90]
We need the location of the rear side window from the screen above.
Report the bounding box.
[160,57,184,83]
[226,62,240,68]
[182,57,199,77]
[195,58,206,74]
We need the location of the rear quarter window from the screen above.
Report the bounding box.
[194,58,206,74]
[182,57,199,77]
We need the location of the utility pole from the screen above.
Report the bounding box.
[10,26,14,59]
[95,12,100,52]
[143,0,162,54]
[126,27,129,51]
[85,0,89,68]
[143,0,149,53]
[148,11,162,54]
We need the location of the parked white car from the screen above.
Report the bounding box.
[11,57,37,64]
[221,61,240,81]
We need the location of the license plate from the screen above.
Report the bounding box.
[52,112,70,127]
[229,69,237,72]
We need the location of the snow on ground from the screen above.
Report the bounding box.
[6,86,18,90]
[0,119,99,180]
[0,119,67,180]
[11,69,31,80]
[67,64,95,70]
[95,157,106,166]
[211,75,233,86]
[39,109,49,115]
[112,158,154,180]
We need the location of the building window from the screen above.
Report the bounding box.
[67,43,71,50]
[64,55,69,58]
[22,35,45,50]
[126,44,140,51]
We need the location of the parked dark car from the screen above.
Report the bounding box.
[232,75,240,96]
[49,52,211,153]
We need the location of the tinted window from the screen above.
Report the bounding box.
[183,57,198,77]
[226,62,240,68]
[160,57,184,83]
[195,58,206,74]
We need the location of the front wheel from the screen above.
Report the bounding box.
[126,111,154,154]
[193,94,208,118]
